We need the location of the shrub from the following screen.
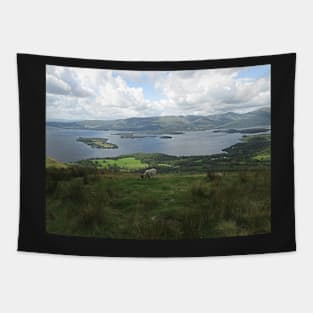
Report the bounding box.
[55,178,86,206]
[46,177,58,194]
[238,171,249,184]
[191,181,209,200]
[78,203,107,230]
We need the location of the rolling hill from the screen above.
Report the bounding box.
[47,107,270,133]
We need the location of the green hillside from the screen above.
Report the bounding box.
[46,170,270,239]
[46,157,69,169]
[46,133,271,239]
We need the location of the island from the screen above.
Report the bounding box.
[77,137,118,149]
[111,133,156,139]
[165,131,184,135]
[111,132,173,139]
[213,127,269,134]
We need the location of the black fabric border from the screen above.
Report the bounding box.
[17,53,296,257]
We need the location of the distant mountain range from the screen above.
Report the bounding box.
[47,107,270,133]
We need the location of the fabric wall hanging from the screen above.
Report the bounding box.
[17,53,296,257]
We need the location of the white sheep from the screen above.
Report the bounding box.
[141,168,157,179]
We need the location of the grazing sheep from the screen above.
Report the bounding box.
[142,168,157,179]
[207,171,223,180]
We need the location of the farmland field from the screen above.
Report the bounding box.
[90,157,148,170]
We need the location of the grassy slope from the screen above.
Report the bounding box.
[46,133,271,239]
[46,170,271,239]
[46,157,69,169]
[243,134,271,161]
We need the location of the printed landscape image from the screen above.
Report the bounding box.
[46,64,271,239]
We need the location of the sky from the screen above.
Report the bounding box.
[46,64,270,121]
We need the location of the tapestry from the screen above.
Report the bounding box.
[18,53,296,256]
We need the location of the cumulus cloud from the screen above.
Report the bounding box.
[155,68,270,115]
[46,74,71,95]
[46,65,270,121]
[46,66,94,98]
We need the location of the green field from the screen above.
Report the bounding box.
[253,151,271,161]
[90,157,148,170]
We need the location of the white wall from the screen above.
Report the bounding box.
[0,1,311,312]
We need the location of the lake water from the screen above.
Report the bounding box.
[46,126,262,162]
